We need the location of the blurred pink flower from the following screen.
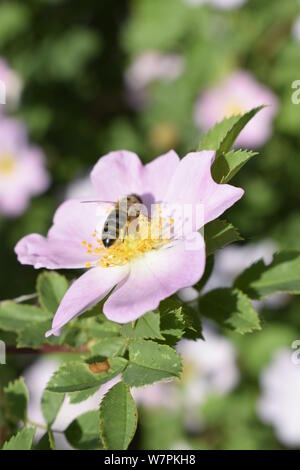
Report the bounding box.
[204,240,289,310]
[0,118,50,217]
[194,70,278,148]
[176,327,239,430]
[292,15,300,42]
[132,381,179,410]
[16,149,243,335]
[258,349,300,447]
[133,325,239,431]
[24,357,120,449]
[0,58,23,111]
[186,0,247,9]
[65,173,95,200]
[177,328,239,399]
[125,51,184,108]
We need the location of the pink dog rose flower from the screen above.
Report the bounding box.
[186,0,247,9]
[126,52,184,91]
[194,70,278,148]
[125,51,184,108]
[0,118,50,216]
[258,349,300,447]
[0,58,23,110]
[292,15,300,42]
[15,150,243,335]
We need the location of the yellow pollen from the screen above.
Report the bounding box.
[0,153,16,175]
[224,101,245,118]
[82,211,172,269]
[99,213,171,268]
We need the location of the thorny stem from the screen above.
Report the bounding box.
[7,344,89,355]
[27,420,64,434]
[0,293,38,304]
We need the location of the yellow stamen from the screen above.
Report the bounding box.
[224,101,245,118]
[82,209,172,269]
[0,153,16,175]
[99,213,170,268]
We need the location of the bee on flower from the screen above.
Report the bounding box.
[15,149,244,336]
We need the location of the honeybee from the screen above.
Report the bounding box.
[82,194,144,248]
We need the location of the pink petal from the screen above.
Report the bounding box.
[91,150,143,201]
[0,189,29,217]
[15,200,107,269]
[0,117,27,151]
[15,234,94,269]
[103,232,205,323]
[164,151,244,227]
[48,199,106,242]
[46,265,129,337]
[141,150,179,205]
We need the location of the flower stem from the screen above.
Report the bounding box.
[7,344,89,355]
[0,293,38,304]
[27,420,64,434]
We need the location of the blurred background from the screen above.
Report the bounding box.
[1,0,300,450]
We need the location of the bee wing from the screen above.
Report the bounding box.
[80,200,116,205]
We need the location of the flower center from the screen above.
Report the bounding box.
[181,360,198,383]
[0,153,16,175]
[82,206,174,269]
[224,101,245,118]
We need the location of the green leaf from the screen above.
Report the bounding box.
[68,387,100,404]
[159,298,202,342]
[90,337,127,358]
[17,320,51,349]
[199,288,261,334]
[198,114,241,151]
[212,149,257,184]
[37,271,69,315]
[139,408,182,450]
[35,430,56,450]
[198,107,264,183]
[0,3,30,47]
[41,390,65,426]
[123,339,182,387]
[2,427,35,450]
[65,411,102,450]
[216,106,265,157]
[159,298,185,343]
[79,316,121,338]
[122,311,163,340]
[48,430,56,450]
[0,302,50,333]
[17,320,87,350]
[99,382,137,450]
[181,304,203,341]
[205,219,242,256]
[35,433,52,450]
[234,251,300,299]
[46,357,127,393]
[4,378,29,424]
